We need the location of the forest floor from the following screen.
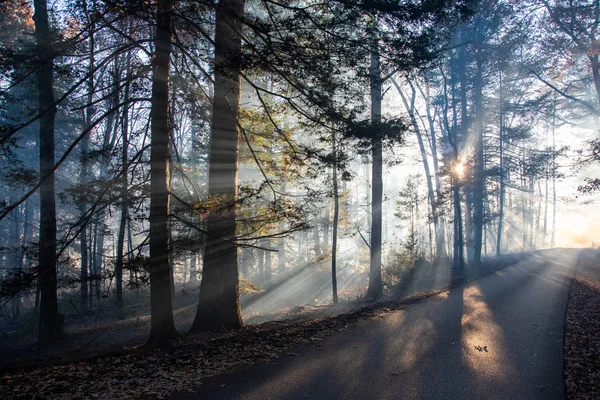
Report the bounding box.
[563,249,600,399]
[1,250,596,399]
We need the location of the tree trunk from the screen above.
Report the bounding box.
[115,51,131,309]
[313,224,321,257]
[79,13,95,312]
[452,182,465,284]
[393,78,443,261]
[551,100,556,247]
[33,0,59,345]
[191,0,245,332]
[147,0,177,346]
[422,81,447,259]
[496,73,505,256]
[473,52,484,266]
[265,239,272,279]
[366,22,383,299]
[277,236,285,272]
[331,131,339,304]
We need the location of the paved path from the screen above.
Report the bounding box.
[175,249,580,400]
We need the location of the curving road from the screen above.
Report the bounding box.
[174,249,580,400]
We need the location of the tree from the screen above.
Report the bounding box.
[148,0,178,346]
[33,0,59,345]
[191,0,246,332]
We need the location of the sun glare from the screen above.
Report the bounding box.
[453,162,466,180]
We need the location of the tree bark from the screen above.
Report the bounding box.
[473,51,484,266]
[115,49,131,309]
[366,22,383,299]
[331,131,339,304]
[191,0,245,332]
[33,0,59,345]
[496,73,505,256]
[148,0,177,346]
[277,236,285,271]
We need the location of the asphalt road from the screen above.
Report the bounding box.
[175,249,580,400]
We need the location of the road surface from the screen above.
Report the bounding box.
[175,249,580,400]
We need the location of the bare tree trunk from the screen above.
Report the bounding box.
[473,52,485,266]
[497,73,505,256]
[551,100,557,247]
[393,78,443,261]
[257,246,264,281]
[115,49,131,309]
[277,236,285,271]
[323,203,330,249]
[10,205,21,319]
[79,11,96,312]
[191,0,245,332]
[265,239,272,279]
[313,224,321,257]
[147,0,177,346]
[367,22,383,299]
[331,131,339,304]
[34,0,59,345]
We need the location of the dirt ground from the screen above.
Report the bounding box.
[564,249,600,400]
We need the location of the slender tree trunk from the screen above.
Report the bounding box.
[313,224,321,257]
[265,239,272,279]
[277,236,285,271]
[33,0,59,345]
[257,246,264,281]
[115,51,131,309]
[452,181,465,284]
[14,200,33,318]
[366,21,383,299]
[79,13,96,312]
[551,100,556,247]
[393,78,443,260]
[10,205,21,319]
[497,73,505,256]
[420,81,447,259]
[191,0,245,332]
[543,166,549,247]
[473,52,484,266]
[190,254,197,283]
[148,0,177,346]
[331,131,339,304]
[323,203,330,249]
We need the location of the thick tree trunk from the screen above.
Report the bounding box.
[148,0,177,346]
[366,23,383,299]
[191,0,245,332]
[34,0,59,345]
